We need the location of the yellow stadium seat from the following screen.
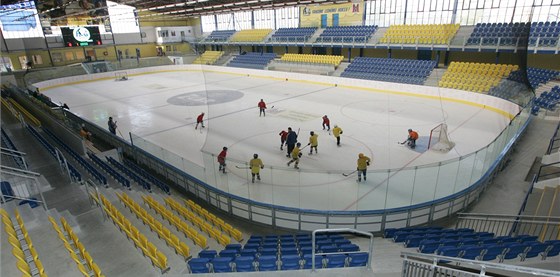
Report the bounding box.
[35,259,46,275]
[16,260,32,276]
[92,262,103,277]
[77,263,90,277]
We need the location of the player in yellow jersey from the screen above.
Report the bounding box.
[307,131,318,155]
[249,154,264,183]
[287,142,302,169]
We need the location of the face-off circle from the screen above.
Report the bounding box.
[167,90,244,106]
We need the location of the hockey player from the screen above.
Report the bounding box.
[332,125,343,146]
[285,127,298,157]
[308,131,318,155]
[195,112,205,129]
[217,147,227,173]
[402,129,419,149]
[322,115,330,131]
[287,142,302,169]
[258,99,267,117]
[249,154,264,183]
[356,153,371,182]
[279,130,288,150]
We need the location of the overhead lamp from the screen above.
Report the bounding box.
[224,3,234,7]
[247,0,259,3]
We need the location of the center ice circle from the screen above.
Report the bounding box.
[167,90,244,106]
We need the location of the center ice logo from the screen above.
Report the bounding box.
[167,90,244,106]
[73,27,91,42]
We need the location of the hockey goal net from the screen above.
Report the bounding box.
[115,71,128,81]
[428,123,455,152]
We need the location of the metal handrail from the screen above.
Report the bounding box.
[0,147,27,155]
[400,251,560,277]
[311,228,373,271]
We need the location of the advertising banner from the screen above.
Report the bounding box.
[300,1,363,27]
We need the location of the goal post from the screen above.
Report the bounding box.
[428,123,455,152]
[114,71,128,81]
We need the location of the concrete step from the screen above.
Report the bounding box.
[332,62,350,77]
[521,188,543,216]
[424,68,446,87]
[535,186,555,216]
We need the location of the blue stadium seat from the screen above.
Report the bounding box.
[212,257,234,272]
[198,249,217,259]
[280,254,301,270]
[302,254,324,269]
[234,256,255,272]
[188,258,211,273]
[347,252,369,267]
[480,245,507,261]
[257,255,278,271]
[324,254,346,268]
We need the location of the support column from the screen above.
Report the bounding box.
[347,48,351,62]
[388,49,392,58]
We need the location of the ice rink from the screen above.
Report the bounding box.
[38,65,519,211]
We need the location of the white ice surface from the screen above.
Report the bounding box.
[41,69,513,211]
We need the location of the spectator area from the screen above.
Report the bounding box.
[380,24,459,44]
[230,29,272,42]
[341,57,436,85]
[193,51,224,65]
[280,53,344,66]
[227,52,276,69]
[529,21,560,47]
[467,22,530,46]
[508,67,559,89]
[205,30,236,42]
[316,25,378,43]
[270,27,317,42]
[439,62,518,93]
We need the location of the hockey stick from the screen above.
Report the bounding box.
[117,128,125,139]
[342,170,357,177]
[270,105,274,109]
[235,166,250,169]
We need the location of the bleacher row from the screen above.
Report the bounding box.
[188,233,368,273]
[1,209,48,277]
[385,227,560,263]
[26,125,82,182]
[270,27,317,42]
[227,52,276,69]
[91,192,169,272]
[380,24,460,44]
[532,86,560,114]
[341,57,436,85]
[280,53,344,66]
[193,51,224,65]
[49,216,104,276]
[1,127,27,169]
[43,129,108,187]
[508,67,559,89]
[439,62,519,93]
[316,25,377,43]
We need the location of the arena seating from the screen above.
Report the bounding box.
[106,156,151,192]
[439,62,518,93]
[380,24,459,44]
[529,22,560,46]
[43,129,108,187]
[90,193,169,272]
[385,226,560,263]
[316,25,377,43]
[270,27,317,42]
[341,57,437,85]
[192,51,224,65]
[49,216,104,276]
[188,233,368,273]
[230,29,272,42]
[467,22,530,46]
[508,67,559,89]
[227,52,276,69]
[117,192,192,260]
[143,195,208,248]
[87,152,130,189]
[1,209,47,277]
[26,125,82,182]
[533,86,560,113]
[205,30,235,42]
[122,159,170,194]
[1,127,27,169]
[280,53,344,66]
[184,199,243,242]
